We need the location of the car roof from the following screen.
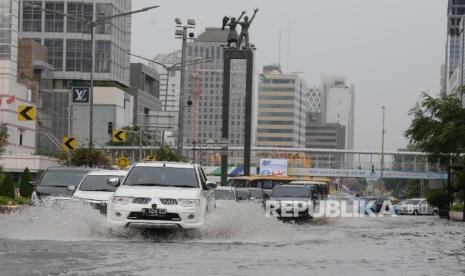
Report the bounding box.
[85,170,127,176]
[216,186,235,191]
[275,184,310,189]
[47,166,98,172]
[134,162,197,169]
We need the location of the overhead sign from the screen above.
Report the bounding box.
[72,87,90,103]
[63,136,78,151]
[259,159,288,176]
[288,168,448,180]
[17,105,36,121]
[112,129,127,143]
[146,111,178,131]
[118,157,130,169]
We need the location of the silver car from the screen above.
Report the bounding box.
[399,198,439,216]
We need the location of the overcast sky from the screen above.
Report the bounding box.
[131,0,446,151]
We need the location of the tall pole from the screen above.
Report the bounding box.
[380,106,386,197]
[89,25,95,150]
[161,69,170,147]
[177,27,187,156]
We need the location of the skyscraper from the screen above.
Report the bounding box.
[0,0,37,154]
[445,0,465,94]
[256,65,307,148]
[182,28,251,163]
[320,75,355,150]
[19,0,134,149]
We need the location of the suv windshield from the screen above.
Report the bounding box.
[214,189,236,200]
[79,175,124,192]
[40,170,90,187]
[272,186,311,198]
[124,166,199,188]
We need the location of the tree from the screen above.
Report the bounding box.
[405,90,465,206]
[60,148,111,168]
[405,91,465,166]
[0,124,8,157]
[19,168,33,198]
[155,146,184,162]
[0,175,15,199]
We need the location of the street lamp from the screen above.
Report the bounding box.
[22,2,160,150]
[175,18,196,157]
[380,106,386,197]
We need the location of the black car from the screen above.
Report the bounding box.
[266,185,314,220]
[36,167,98,199]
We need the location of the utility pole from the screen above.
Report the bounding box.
[380,106,386,197]
[177,26,188,157]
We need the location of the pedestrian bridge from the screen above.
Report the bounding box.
[102,146,448,180]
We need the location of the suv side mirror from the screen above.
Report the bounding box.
[107,178,120,187]
[67,186,76,191]
[206,181,217,190]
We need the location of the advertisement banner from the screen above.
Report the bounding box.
[259,159,288,176]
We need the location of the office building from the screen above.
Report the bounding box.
[182,28,252,160]
[152,51,182,112]
[320,75,355,150]
[445,0,465,94]
[19,0,134,149]
[0,0,37,154]
[256,65,307,148]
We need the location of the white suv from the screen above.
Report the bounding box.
[106,162,216,230]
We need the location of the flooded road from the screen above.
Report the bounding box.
[0,203,464,276]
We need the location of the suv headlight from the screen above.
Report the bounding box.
[112,196,134,205]
[178,199,200,207]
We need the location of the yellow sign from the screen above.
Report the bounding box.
[112,129,127,143]
[17,105,36,121]
[63,136,78,151]
[145,155,156,161]
[118,157,130,169]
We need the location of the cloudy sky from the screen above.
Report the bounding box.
[131,0,446,151]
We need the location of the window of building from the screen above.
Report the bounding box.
[96,3,113,34]
[95,40,111,72]
[66,39,91,72]
[45,2,64,32]
[67,2,93,33]
[23,1,42,32]
[44,39,63,70]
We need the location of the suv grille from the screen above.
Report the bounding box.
[160,198,178,205]
[127,212,181,221]
[132,197,151,204]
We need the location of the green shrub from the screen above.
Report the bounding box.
[0,175,15,199]
[19,168,33,198]
[0,196,13,206]
[426,189,451,210]
[451,203,464,212]
[14,197,30,205]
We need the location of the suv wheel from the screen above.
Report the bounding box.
[432,210,439,216]
[413,210,419,216]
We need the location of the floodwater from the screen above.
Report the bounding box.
[0,202,464,276]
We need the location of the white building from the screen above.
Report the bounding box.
[321,75,355,150]
[152,51,182,112]
[0,0,36,154]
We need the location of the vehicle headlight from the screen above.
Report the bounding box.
[178,199,200,207]
[112,196,134,205]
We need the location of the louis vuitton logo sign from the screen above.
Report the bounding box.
[72,87,90,103]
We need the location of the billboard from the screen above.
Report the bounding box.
[259,159,288,176]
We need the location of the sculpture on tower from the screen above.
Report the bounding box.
[222,9,258,49]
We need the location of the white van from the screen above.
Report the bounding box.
[106,162,216,229]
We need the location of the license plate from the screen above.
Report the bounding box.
[142,208,167,216]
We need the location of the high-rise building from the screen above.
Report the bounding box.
[256,65,307,148]
[152,51,182,112]
[182,28,251,159]
[445,0,465,93]
[0,0,37,154]
[19,0,134,149]
[320,75,355,150]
